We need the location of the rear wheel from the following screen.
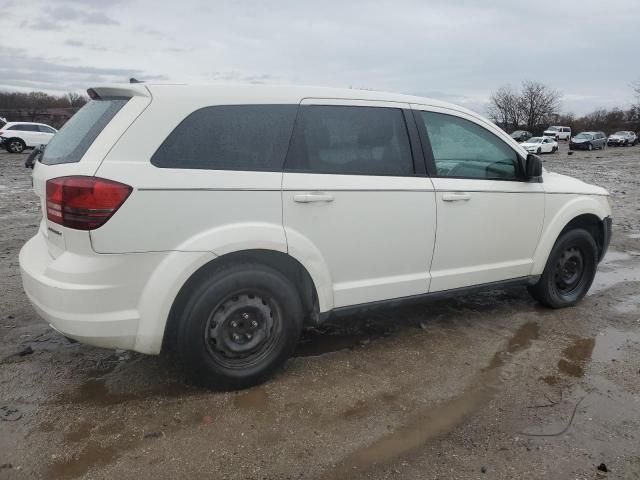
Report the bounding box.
[6,138,25,153]
[175,263,303,390]
[528,229,598,308]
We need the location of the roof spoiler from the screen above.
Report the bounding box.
[87,84,151,99]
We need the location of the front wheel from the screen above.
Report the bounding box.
[175,263,304,390]
[587,143,593,151]
[528,229,598,308]
[537,147,542,154]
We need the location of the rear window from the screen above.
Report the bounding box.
[284,105,414,176]
[41,98,128,165]
[151,105,298,171]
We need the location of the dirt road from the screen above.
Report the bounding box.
[1,143,639,479]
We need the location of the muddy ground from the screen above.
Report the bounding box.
[1,143,639,479]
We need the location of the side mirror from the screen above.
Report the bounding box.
[525,153,543,181]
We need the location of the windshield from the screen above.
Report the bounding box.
[546,126,559,132]
[575,133,592,139]
[41,98,129,165]
[528,137,543,143]
[510,131,524,136]
[613,131,627,136]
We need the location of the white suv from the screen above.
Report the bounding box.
[19,84,612,389]
[543,126,572,141]
[0,122,57,153]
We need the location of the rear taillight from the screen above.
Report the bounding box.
[46,176,132,230]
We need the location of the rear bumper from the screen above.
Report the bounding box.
[19,233,165,351]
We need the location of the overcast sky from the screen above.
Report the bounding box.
[1,0,639,115]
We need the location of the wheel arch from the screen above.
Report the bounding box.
[4,137,26,151]
[532,198,610,275]
[161,249,323,353]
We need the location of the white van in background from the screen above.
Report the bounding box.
[543,126,571,141]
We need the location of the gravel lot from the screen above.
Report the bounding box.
[1,143,639,479]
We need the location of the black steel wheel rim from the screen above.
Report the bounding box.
[553,246,585,294]
[204,291,282,369]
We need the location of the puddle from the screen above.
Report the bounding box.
[592,327,640,363]
[540,375,560,386]
[557,328,640,378]
[64,421,94,443]
[341,392,398,419]
[602,250,634,263]
[589,265,640,295]
[320,321,539,479]
[557,338,595,377]
[233,386,269,410]
[488,321,540,369]
[613,293,640,314]
[294,327,389,357]
[48,441,121,479]
[52,375,195,407]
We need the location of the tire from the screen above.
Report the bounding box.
[528,228,598,309]
[552,146,558,153]
[536,147,542,154]
[6,138,26,153]
[587,143,593,151]
[175,263,303,390]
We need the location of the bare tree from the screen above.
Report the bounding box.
[519,80,561,133]
[487,85,523,132]
[66,92,87,108]
[489,81,559,132]
[632,80,640,119]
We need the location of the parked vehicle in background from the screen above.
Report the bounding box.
[510,130,533,142]
[607,131,637,146]
[543,126,571,141]
[0,122,57,153]
[521,136,558,154]
[570,131,607,151]
[19,84,611,390]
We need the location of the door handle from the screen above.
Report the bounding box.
[442,192,471,202]
[293,192,334,203]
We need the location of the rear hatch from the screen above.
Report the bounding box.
[31,85,151,257]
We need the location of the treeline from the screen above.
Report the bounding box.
[0,90,88,127]
[489,80,640,135]
[556,107,640,135]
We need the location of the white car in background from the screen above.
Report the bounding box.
[543,126,571,141]
[0,122,57,153]
[607,131,638,147]
[521,136,558,154]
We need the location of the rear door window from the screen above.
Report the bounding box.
[151,105,297,171]
[41,98,129,165]
[284,105,414,176]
